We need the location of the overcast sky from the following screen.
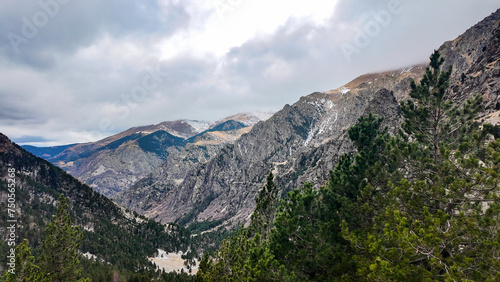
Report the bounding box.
[0,0,498,146]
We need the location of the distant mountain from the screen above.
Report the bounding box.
[213,112,276,127]
[32,119,211,164]
[115,116,264,214]
[22,112,273,197]
[21,143,78,159]
[117,9,500,231]
[0,133,192,278]
[206,120,247,133]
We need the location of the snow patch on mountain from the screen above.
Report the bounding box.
[340,87,350,94]
[183,120,212,133]
[215,111,274,127]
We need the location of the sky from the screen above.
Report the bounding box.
[0,0,499,146]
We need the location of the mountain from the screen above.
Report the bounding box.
[23,113,272,197]
[21,143,78,159]
[213,112,277,127]
[124,66,425,226]
[0,133,193,279]
[114,113,273,213]
[24,119,210,197]
[118,9,500,231]
[61,130,185,197]
[32,119,211,164]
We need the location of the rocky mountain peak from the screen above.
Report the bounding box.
[214,111,274,127]
[117,9,500,230]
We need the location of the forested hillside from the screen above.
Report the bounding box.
[0,133,194,281]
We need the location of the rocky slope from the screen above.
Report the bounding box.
[115,115,271,210]
[119,9,500,230]
[23,113,272,197]
[133,66,425,226]
[437,9,500,119]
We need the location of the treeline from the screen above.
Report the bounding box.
[196,51,500,281]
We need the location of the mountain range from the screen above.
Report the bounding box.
[18,8,500,238]
[112,8,500,230]
[24,112,273,197]
[0,133,194,279]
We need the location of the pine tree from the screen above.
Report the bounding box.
[197,174,290,281]
[1,239,43,281]
[323,113,391,227]
[395,50,489,219]
[249,172,279,239]
[343,50,500,280]
[398,50,483,187]
[270,182,323,279]
[39,195,86,282]
[265,114,391,280]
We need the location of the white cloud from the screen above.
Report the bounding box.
[0,0,499,146]
[159,0,339,59]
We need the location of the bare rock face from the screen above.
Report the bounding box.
[23,113,273,198]
[114,124,256,212]
[438,8,500,114]
[139,67,425,226]
[119,9,500,229]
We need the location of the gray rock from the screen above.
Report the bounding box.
[120,9,500,230]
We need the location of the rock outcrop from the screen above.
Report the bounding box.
[24,113,272,197]
[119,9,500,230]
[136,66,425,226]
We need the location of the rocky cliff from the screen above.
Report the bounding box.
[23,113,272,197]
[119,9,500,230]
[115,114,271,210]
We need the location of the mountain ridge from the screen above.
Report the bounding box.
[0,132,193,278]
[22,112,274,197]
[118,9,500,230]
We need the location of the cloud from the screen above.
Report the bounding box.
[11,135,52,144]
[0,0,499,146]
[0,0,190,68]
[219,0,500,106]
